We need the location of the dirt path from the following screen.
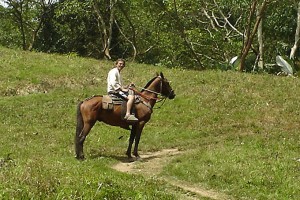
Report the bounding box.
[112,149,231,200]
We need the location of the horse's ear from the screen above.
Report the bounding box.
[155,72,159,77]
[160,72,164,79]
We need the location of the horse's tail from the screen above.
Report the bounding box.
[75,101,84,155]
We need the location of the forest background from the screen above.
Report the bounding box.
[0,0,300,72]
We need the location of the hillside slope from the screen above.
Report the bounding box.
[0,46,299,199]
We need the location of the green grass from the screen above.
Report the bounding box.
[0,46,299,199]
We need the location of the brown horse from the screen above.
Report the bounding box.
[75,72,175,161]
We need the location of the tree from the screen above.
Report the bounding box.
[290,1,300,60]
[113,0,160,62]
[53,0,110,58]
[4,0,54,50]
[239,0,269,71]
[1,0,299,71]
[0,4,21,48]
[257,2,264,70]
[92,0,117,59]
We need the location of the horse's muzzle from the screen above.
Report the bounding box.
[168,90,175,99]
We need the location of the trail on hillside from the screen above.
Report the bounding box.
[112,149,231,200]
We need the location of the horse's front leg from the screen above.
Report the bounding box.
[133,122,145,161]
[126,125,136,162]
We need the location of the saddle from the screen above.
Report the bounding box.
[102,95,122,110]
[102,95,140,110]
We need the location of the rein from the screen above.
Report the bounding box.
[130,76,168,103]
[130,76,173,109]
[139,88,161,96]
[154,97,167,109]
[131,87,162,101]
[132,87,167,110]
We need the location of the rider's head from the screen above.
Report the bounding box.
[115,58,125,71]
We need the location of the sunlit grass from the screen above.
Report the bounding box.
[0,46,299,199]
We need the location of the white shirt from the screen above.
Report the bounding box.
[107,67,123,93]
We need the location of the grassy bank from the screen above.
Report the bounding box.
[0,46,299,199]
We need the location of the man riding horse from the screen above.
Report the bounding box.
[107,58,138,122]
[75,59,175,160]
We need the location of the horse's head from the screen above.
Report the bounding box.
[158,72,175,99]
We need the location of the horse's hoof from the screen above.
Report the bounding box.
[75,155,85,160]
[127,157,135,163]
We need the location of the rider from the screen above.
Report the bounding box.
[107,58,138,122]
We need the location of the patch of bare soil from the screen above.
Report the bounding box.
[112,149,231,200]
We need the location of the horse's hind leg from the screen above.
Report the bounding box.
[75,122,94,160]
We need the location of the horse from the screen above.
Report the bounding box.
[75,72,175,161]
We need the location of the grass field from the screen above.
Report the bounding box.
[0,46,299,199]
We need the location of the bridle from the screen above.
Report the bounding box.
[135,76,173,101]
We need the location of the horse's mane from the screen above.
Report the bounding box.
[141,76,157,92]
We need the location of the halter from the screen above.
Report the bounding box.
[131,76,173,102]
[130,76,173,110]
[137,76,172,101]
[131,86,161,102]
[141,76,162,97]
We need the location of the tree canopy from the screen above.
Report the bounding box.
[0,0,299,71]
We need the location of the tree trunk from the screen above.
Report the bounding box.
[8,0,27,50]
[290,1,300,60]
[28,13,44,51]
[239,0,268,71]
[117,5,138,61]
[107,0,115,59]
[6,0,51,51]
[239,0,257,71]
[114,19,137,61]
[93,0,116,59]
[257,4,264,69]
